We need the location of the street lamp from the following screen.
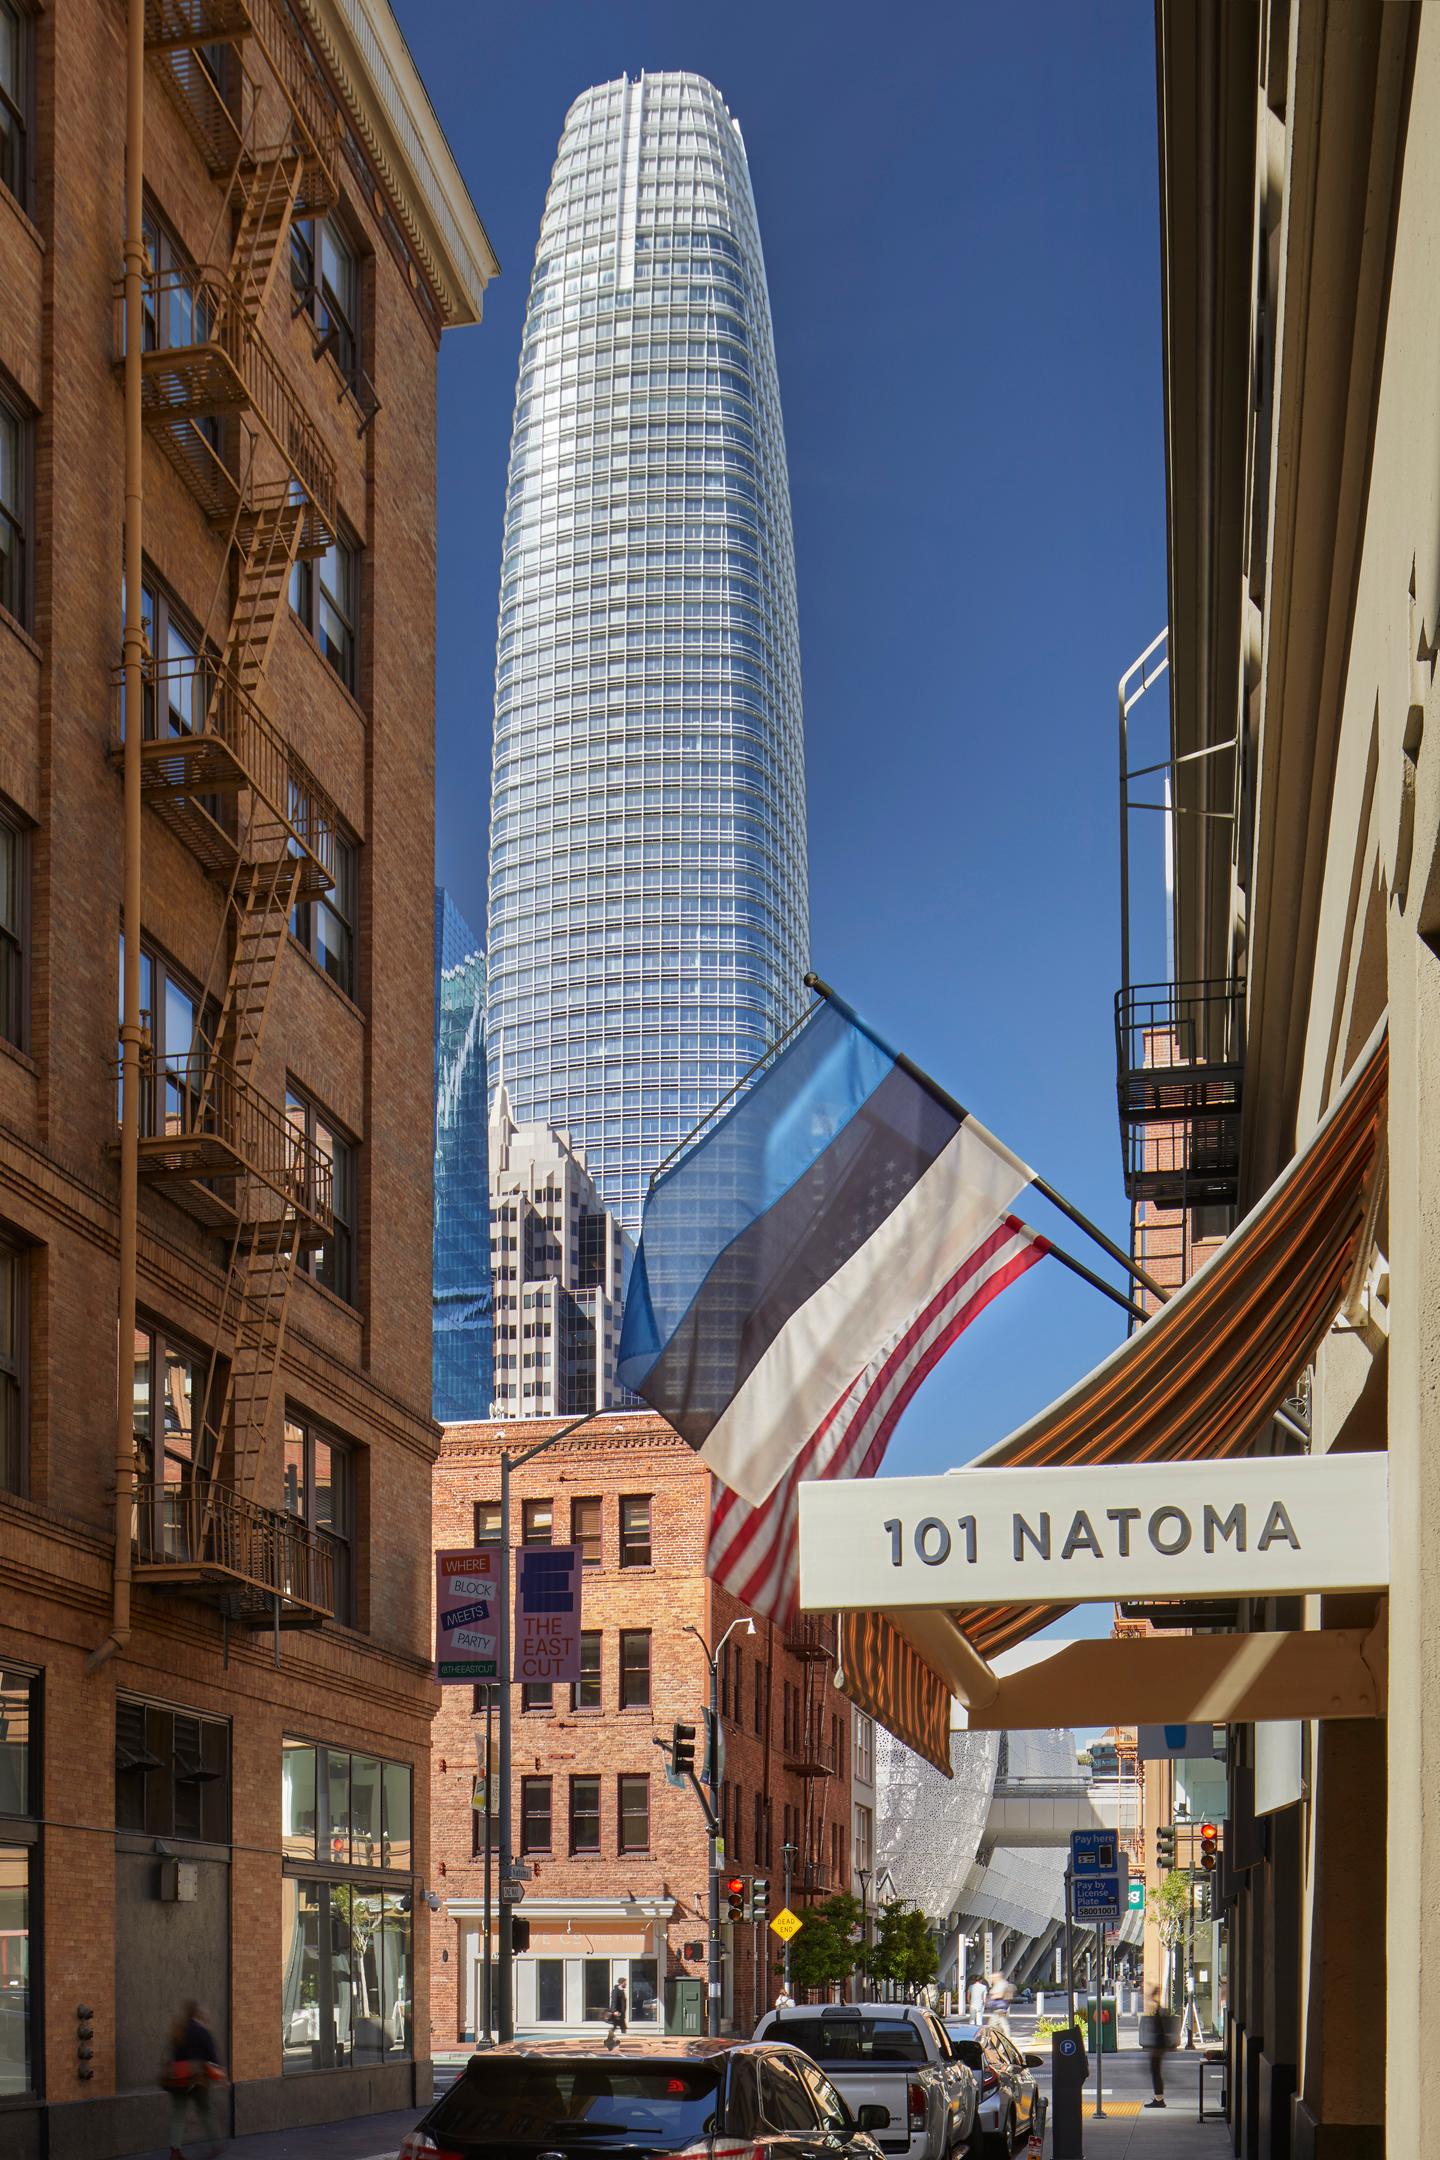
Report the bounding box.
[685,1616,756,2036]
[857,1868,872,2002]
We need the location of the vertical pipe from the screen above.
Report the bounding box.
[91,0,145,1675]
[706,1650,720,2035]
[1064,1870,1075,2033]
[497,1450,514,2040]
[483,1685,494,2040]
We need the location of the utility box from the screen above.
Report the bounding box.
[1051,2025,1089,2160]
[664,1977,704,2035]
[159,1859,198,1903]
[1084,1996,1118,2053]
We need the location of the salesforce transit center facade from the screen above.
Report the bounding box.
[486,73,810,1231]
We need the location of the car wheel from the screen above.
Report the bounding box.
[983,2111,1014,2158]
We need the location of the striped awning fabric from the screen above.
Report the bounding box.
[837,1020,1388,1773]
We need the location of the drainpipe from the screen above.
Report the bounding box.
[89,0,145,1675]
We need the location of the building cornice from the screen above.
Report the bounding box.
[445,1896,678,1923]
[298,0,499,328]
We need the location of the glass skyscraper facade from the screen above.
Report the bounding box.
[486,72,810,1230]
[434,890,493,1420]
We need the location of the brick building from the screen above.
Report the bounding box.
[0,3,494,2154]
[432,1414,853,2041]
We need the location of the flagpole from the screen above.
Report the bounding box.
[1021,1225,1148,1324]
[803,972,1170,1306]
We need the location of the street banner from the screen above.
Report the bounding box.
[515,1542,582,1684]
[435,1548,499,1683]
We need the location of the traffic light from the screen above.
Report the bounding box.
[511,1917,531,1953]
[752,1878,770,1924]
[1199,1823,1219,1872]
[1156,1823,1177,1872]
[673,1721,697,1777]
[725,1875,747,1922]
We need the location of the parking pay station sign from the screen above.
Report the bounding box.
[436,1548,499,1683]
[1069,1828,1128,1921]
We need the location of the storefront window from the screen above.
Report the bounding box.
[536,1957,564,2022]
[629,1957,659,2025]
[282,1738,317,1859]
[280,1877,412,2072]
[383,1760,411,1870]
[0,1845,29,2095]
[283,1740,410,1873]
[0,1665,37,2100]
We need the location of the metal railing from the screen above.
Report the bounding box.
[120,266,337,546]
[145,0,340,210]
[133,1477,334,1612]
[1114,979,1244,1209]
[784,1614,837,1661]
[112,651,338,887]
[129,1045,334,1229]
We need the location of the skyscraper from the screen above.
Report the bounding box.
[486,73,810,1229]
[435,891,493,1420]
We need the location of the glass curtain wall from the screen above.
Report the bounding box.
[486,73,810,1231]
[433,890,493,1417]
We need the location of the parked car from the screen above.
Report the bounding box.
[941,2024,1044,2158]
[752,2002,980,2160]
[397,2035,893,2160]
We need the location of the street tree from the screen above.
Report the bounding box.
[787,1893,864,1997]
[865,1900,938,1996]
[1147,1870,1190,2010]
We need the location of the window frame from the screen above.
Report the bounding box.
[291,525,360,694]
[282,1409,356,1626]
[291,211,363,382]
[291,826,358,999]
[571,1629,601,1712]
[521,1497,553,1546]
[0,0,32,215]
[520,1774,553,1855]
[571,1494,602,1566]
[116,1691,231,1843]
[568,1773,601,1855]
[474,1500,500,1546]
[619,1493,652,1568]
[286,1081,358,1307]
[0,1228,27,1497]
[618,1628,651,1711]
[0,385,30,631]
[617,1772,649,1855]
[130,1314,215,1558]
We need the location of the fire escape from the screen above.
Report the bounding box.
[783,1614,843,1898]
[113,0,344,1623]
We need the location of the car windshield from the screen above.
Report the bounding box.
[428,2060,724,2146]
[770,2017,927,2063]
[945,2038,984,2073]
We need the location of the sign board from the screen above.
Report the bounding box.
[515,1543,582,1685]
[1128,1879,1145,1911]
[1069,1830,1119,1874]
[435,1548,499,1683]
[1072,1866,1128,1923]
[499,1880,525,1905]
[770,1908,803,1942]
[1137,1724,1225,1761]
[797,1454,1389,1609]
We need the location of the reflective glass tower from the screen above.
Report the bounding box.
[486,73,810,1230]
[434,891,493,1419]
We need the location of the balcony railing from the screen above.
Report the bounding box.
[783,1727,838,1779]
[123,1046,333,1235]
[111,653,337,896]
[145,0,341,214]
[1115,979,1244,1208]
[785,1614,837,1662]
[133,1477,334,1620]
[119,267,336,552]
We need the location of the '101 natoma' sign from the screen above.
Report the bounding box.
[796,1453,1389,1611]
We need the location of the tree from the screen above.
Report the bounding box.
[865,1900,938,1996]
[1147,1870,1190,2010]
[787,1893,864,1996]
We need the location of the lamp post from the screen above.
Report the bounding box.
[684,1615,756,2036]
[858,1868,872,2002]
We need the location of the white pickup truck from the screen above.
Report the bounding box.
[752,2003,981,2160]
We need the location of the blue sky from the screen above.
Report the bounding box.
[405,0,1170,1485]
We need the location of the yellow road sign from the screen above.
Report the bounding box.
[770,1907,803,1942]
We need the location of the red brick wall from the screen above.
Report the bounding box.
[431,1414,853,2042]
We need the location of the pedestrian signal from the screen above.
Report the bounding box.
[725,1875,747,1922]
[511,1917,531,1953]
[1156,1823,1177,1871]
[672,1721,697,1776]
[1199,1823,1218,1872]
[752,1878,770,1923]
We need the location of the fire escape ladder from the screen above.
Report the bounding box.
[221,487,305,693]
[202,836,302,1100]
[202,1206,304,1508]
[231,146,304,327]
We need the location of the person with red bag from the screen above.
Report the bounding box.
[161,1999,225,2158]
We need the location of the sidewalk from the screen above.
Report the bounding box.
[131,2105,423,2160]
[1060,2093,1233,2156]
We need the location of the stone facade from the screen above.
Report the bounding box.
[432,1414,853,2042]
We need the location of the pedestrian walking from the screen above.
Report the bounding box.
[1139,1983,1173,2108]
[161,1999,224,2158]
[967,1978,987,2024]
[605,1975,628,2049]
[775,1986,795,2009]
[984,1971,1015,2034]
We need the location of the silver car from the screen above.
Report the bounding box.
[941,2025,1044,2158]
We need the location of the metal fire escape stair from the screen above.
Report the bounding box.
[122,0,344,1621]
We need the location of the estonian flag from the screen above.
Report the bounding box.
[617,995,1036,1505]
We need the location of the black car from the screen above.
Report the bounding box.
[399,2036,892,2160]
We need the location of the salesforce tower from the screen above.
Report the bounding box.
[486,73,810,1231]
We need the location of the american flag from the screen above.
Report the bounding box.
[707,1215,1047,1622]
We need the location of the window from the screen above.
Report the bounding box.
[0,1665,37,2100]
[571,1495,602,1565]
[754,1658,765,1735]
[0,2,30,211]
[0,807,23,1053]
[291,529,359,692]
[619,1493,652,1567]
[753,1790,765,1869]
[281,1738,410,1869]
[121,937,213,1140]
[521,1776,552,1854]
[583,1958,611,2022]
[535,1957,565,2022]
[291,215,361,379]
[137,575,208,742]
[521,1498,553,1545]
[0,390,28,626]
[854,1803,873,1873]
[571,1630,601,1711]
[283,1413,355,1625]
[292,829,357,998]
[854,1711,874,1786]
[131,1320,211,1557]
[0,1234,25,1494]
[619,1630,651,1710]
[116,1695,230,1841]
[761,2056,820,2133]
[287,1085,357,1305]
[281,1879,410,2073]
[569,1774,600,1853]
[474,1500,500,1546]
[522,1681,553,1714]
[617,1773,649,1853]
